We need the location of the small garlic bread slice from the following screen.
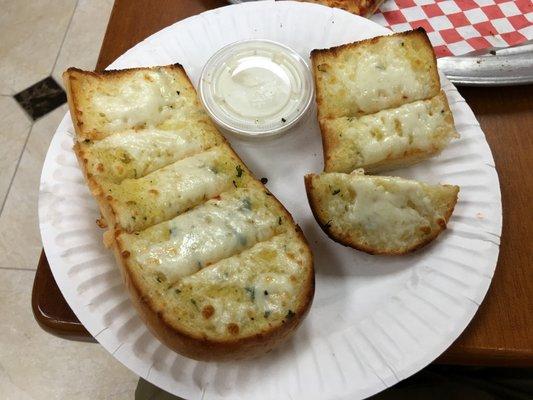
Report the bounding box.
[63,65,215,141]
[74,127,222,184]
[305,171,459,255]
[311,28,440,120]
[321,92,458,173]
[98,144,251,232]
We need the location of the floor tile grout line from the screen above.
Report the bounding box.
[50,0,80,78]
[0,266,36,272]
[1,1,79,218]
[0,123,34,216]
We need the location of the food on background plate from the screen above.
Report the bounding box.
[305,171,459,255]
[311,28,458,173]
[63,65,314,361]
[301,0,385,17]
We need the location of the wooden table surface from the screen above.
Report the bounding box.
[33,0,533,366]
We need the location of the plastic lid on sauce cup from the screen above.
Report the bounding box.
[199,40,314,138]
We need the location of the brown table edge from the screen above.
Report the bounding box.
[32,251,96,342]
[31,0,532,366]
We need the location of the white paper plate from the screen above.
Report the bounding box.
[38,2,502,399]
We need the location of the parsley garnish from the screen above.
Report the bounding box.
[245,287,255,301]
[236,165,244,177]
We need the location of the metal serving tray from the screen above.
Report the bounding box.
[438,43,533,86]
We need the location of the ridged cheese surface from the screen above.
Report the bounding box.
[313,32,440,119]
[103,145,247,231]
[163,232,309,337]
[119,187,286,282]
[323,93,457,173]
[80,128,221,183]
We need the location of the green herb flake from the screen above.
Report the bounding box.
[232,180,237,188]
[237,234,247,246]
[332,189,340,195]
[190,299,199,310]
[242,197,252,210]
[286,310,295,319]
[281,117,286,123]
[245,287,255,301]
[176,90,180,95]
[175,288,182,295]
[236,165,244,178]
[278,216,282,225]
[264,290,269,296]
[264,310,271,318]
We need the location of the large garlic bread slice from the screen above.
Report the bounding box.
[311,28,440,120]
[63,64,314,361]
[74,128,222,184]
[305,171,458,255]
[322,92,458,173]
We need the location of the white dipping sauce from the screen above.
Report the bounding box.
[199,40,313,138]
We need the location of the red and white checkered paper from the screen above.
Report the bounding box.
[370,0,533,57]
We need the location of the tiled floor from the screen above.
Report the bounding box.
[0,1,140,399]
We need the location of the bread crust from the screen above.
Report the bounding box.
[304,173,459,255]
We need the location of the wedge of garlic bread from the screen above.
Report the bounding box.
[321,92,458,173]
[311,29,457,173]
[63,64,314,360]
[305,171,458,255]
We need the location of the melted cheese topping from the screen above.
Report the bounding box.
[314,33,438,118]
[345,39,421,114]
[121,188,284,282]
[171,232,307,336]
[311,172,455,250]
[324,94,456,172]
[92,70,181,131]
[84,128,217,183]
[104,146,246,231]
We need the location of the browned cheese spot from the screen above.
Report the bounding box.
[227,323,240,335]
[202,305,215,319]
[420,226,431,234]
